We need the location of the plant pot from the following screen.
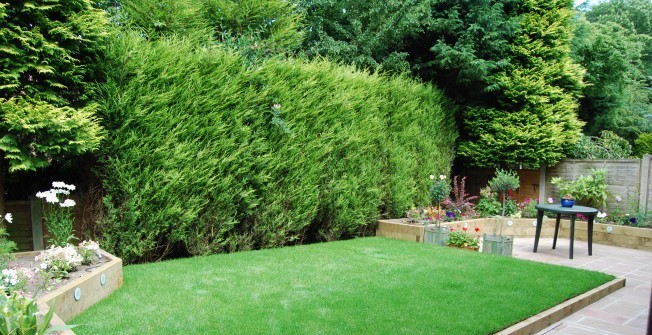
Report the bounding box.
[424,225,449,246]
[560,199,575,207]
[482,234,514,256]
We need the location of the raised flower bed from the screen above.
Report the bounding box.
[377,217,652,251]
[11,249,123,334]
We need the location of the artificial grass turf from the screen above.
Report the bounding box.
[71,237,613,334]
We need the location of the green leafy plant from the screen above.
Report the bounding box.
[634,133,652,157]
[78,240,101,266]
[446,226,480,249]
[0,290,73,335]
[568,131,633,159]
[475,187,502,217]
[0,213,16,269]
[36,182,78,247]
[551,169,608,209]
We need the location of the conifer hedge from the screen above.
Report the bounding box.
[97,33,456,263]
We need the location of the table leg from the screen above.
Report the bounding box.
[553,213,561,249]
[534,209,544,253]
[588,215,594,256]
[569,215,575,259]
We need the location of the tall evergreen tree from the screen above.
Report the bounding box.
[573,0,652,141]
[0,1,106,215]
[456,0,585,168]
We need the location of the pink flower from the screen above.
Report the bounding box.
[547,197,553,204]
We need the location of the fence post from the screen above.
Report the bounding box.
[640,154,651,213]
[29,195,44,251]
[539,165,546,204]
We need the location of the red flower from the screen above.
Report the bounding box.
[462,227,468,231]
[474,227,480,232]
[450,228,454,231]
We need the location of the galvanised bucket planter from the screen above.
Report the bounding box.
[424,225,449,246]
[482,234,514,256]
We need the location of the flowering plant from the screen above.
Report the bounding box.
[78,240,102,265]
[447,225,480,249]
[405,207,426,223]
[562,193,574,200]
[1,267,34,293]
[36,181,77,247]
[35,244,83,279]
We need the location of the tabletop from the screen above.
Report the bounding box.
[534,204,598,215]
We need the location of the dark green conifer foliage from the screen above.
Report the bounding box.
[573,0,652,141]
[0,1,106,215]
[0,1,107,104]
[457,0,585,168]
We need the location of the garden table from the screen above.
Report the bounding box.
[533,204,599,259]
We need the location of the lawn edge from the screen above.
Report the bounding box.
[494,277,626,335]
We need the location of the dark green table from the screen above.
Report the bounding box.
[534,204,599,259]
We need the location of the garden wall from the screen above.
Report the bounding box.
[460,154,651,213]
[543,155,651,212]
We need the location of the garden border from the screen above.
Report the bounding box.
[377,218,652,250]
[13,249,123,335]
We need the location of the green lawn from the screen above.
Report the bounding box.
[71,237,613,334]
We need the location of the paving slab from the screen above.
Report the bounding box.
[511,238,651,335]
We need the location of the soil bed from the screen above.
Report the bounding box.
[7,252,108,300]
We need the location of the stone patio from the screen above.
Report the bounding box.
[512,237,651,335]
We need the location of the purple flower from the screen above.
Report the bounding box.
[445,212,456,218]
[630,217,637,225]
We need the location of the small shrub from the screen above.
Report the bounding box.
[442,176,478,218]
[568,131,632,159]
[475,187,502,217]
[551,169,608,209]
[488,169,520,217]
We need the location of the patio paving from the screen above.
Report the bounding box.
[511,237,651,335]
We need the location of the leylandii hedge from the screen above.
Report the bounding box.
[97,32,456,263]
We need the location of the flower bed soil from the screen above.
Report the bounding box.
[8,252,108,301]
[7,249,123,335]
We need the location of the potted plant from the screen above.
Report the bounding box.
[446,225,480,251]
[424,175,452,246]
[560,193,575,207]
[482,169,519,256]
